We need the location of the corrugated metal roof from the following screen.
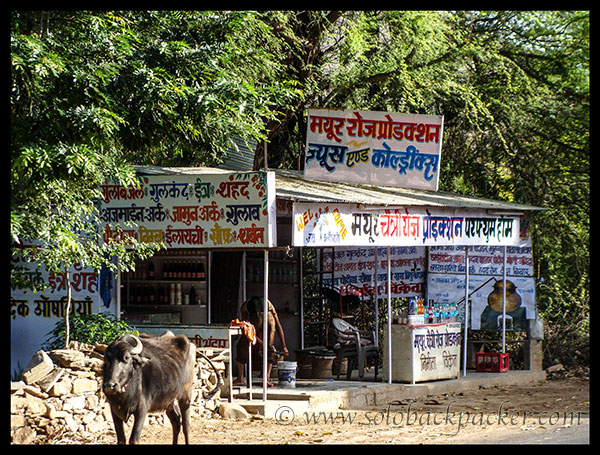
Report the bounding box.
[131,165,543,212]
[217,136,256,171]
[274,169,544,212]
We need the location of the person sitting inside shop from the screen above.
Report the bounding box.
[234,296,288,387]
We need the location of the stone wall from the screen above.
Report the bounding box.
[10,341,226,444]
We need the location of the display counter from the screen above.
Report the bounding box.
[383,322,461,383]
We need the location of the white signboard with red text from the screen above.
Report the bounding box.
[293,203,521,248]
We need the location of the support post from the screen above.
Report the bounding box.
[263,249,269,401]
[463,247,470,377]
[387,246,392,384]
[502,246,507,353]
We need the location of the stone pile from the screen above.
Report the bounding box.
[11,341,227,444]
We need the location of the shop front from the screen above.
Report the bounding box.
[10,165,542,392]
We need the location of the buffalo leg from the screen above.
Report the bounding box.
[110,410,127,445]
[179,398,191,444]
[129,408,148,445]
[166,403,182,444]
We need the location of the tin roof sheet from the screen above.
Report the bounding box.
[132,165,543,212]
[273,170,543,212]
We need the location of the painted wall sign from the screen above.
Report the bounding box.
[292,203,520,248]
[99,171,277,249]
[321,246,426,298]
[426,240,536,331]
[427,274,536,331]
[428,245,534,276]
[10,245,105,376]
[135,324,231,349]
[304,108,443,191]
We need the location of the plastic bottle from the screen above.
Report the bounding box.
[408,297,416,315]
[417,298,424,315]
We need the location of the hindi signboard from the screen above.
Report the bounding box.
[11,248,104,376]
[99,171,277,249]
[321,246,426,298]
[304,108,443,191]
[293,203,520,248]
[426,241,536,331]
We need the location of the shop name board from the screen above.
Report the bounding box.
[304,108,443,191]
[412,323,461,380]
[293,203,520,247]
[99,171,277,249]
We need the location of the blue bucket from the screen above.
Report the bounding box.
[277,361,297,388]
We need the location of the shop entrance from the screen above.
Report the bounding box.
[210,251,243,323]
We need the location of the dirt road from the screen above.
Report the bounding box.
[85,377,590,444]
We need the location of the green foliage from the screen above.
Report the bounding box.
[43,312,139,351]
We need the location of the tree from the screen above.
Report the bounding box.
[10,10,301,345]
[11,11,160,346]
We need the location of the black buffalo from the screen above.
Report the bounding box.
[103,331,196,444]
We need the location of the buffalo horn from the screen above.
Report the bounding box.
[129,335,143,354]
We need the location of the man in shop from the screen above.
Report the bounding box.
[233,296,288,387]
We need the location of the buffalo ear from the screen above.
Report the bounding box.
[133,355,151,366]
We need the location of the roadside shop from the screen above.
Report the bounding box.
[11,107,544,400]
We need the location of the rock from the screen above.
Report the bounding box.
[48,379,72,397]
[85,394,99,409]
[218,402,249,420]
[63,414,79,433]
[63,395,86,411]
[11,396,29,413]
[72,378,98,394]
[44,403,57,419]
[85,357,104,374]
[48,349,86,368]
[23,385,48,399]
[37,367,65,393]
[546,363,565,373]
[82,411,97,425]
[20,393,46,415]
[12,425,36,444]
[85,419,108,434]
[11,414,26,428]
[68,340,94,352]
[22,350,54,385]
[11,381,26,394]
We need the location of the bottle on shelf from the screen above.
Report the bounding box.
[148,261,155,279]
[176,283,182,305]
[170,283,176,305]
[189,285,197,305]
[148,284,156,305]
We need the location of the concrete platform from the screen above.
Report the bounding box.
[232,370,547,418]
